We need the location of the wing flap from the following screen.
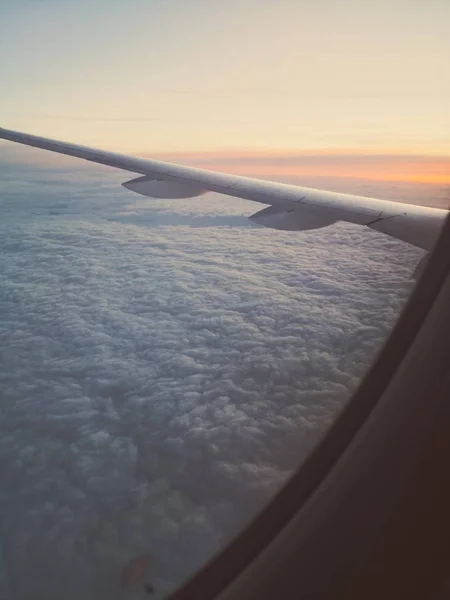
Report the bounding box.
[122,175,207,199]
[250,205,337,231]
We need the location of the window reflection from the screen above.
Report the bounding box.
[0,163,445,599]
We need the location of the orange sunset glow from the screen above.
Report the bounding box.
[149,152,450,186]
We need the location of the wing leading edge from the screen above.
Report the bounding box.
[0,127,447,250]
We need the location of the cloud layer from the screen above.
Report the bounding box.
[0,163,422,599]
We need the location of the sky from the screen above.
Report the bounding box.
[0,0,449,182]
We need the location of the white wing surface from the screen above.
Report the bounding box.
[1,127,446,250]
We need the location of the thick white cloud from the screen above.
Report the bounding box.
[0,162,423,599]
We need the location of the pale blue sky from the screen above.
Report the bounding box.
[1,0,449,153]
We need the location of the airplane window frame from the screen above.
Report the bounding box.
[168,213,450,600]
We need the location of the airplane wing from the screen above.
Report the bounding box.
[0,126,447,251]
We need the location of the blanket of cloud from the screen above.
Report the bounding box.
[0,160,427,599]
